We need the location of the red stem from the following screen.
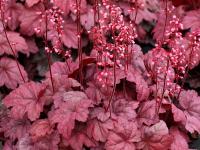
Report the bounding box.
[105,51,116,112]
[157,57,170,114]
[94,0,98,26]
[156,0,168,114]
[173,72,179,95]
[105,2,116,112]
[0,1,26,83]
[133,0,138,25]
[44,10,55,93]
[76,0,83,85]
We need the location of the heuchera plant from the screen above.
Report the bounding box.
[0,0,200,149]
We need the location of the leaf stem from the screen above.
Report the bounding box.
[44,9,55,93]
[76,0,83,85]
[0,0,26,83]
[156,0,168,114]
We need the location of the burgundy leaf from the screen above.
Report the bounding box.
[119,2,157,24]
[86,119,114,142]
[19,3,45,36]
[2,116,31,140]
[49,91,92,138]
[0,31,28,56]
[3,81,47,121]
[171,104,186,123]
[17,132,60,150]
[44,74,80,99]
[29,119,53,141]
[126,67,150,101]
[0,57,28,89]
[26,0,43,7]
[85,82,105,105]
[3,0,24,30]
[63,130,97,150]
[61,19,78,48]
[105,118,141,150]
[47,61,70,76]
[182,9,200,32]
[137,121,173,150]
[113,99,139,121]
[43,74,81,104]
[80,5,94,30]
[169,127,189,150]
[179,90,200,133]
[90,107,111,122]
[52,0,87,16]
[137,100,159,126]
